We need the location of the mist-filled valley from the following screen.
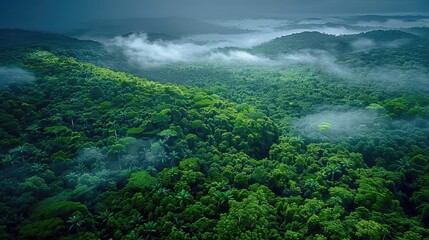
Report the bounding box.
[1,4,429,239]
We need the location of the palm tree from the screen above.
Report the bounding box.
[64,110,76,128]
[30,163,47,173]
[9,145,27,164]
[130,213,144,226]
[1,154,13,166]
[65,172,80,186]
[74,162,88,173]
[169,150,179,159]
[169,150,180,165]
[183,148,193,157]
[394,158,410,171]
[213,180,230,191]
[339,158,353,170]
[172,217,188,231]
[146,166,157,175]
[108,143,126,170]
[176,189,192,207]
[325,164,342,181]
[143,221,158,239]
[124,230,141,240]
[158,150,168,166]
[67,212,85,232]
[106,121,118,140]
[154,183,169,196]
[123,155,139,169]
[97,209,113,226]
[214,191,233,211]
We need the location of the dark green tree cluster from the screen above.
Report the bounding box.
[0,27,429,239]
[0,50,279,239]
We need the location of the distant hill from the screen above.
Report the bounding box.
[403,27,429,39]
[250,29,429,68]
[278,22,374,32]
[251,29,425,54]
[348,30,420,42]
[343,15,429,25]
[250,31,349,55]
[0,29,131,72]
[0,29,101,51]
[341,30,429,68]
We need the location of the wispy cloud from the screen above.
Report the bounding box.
[351,38,376,50]
[109,33,271,67]
[184,19,364,49]
[278,50,352,77]
[294,108,379,141]
[353,18,429,28]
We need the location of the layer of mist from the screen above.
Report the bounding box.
[109,28,429,95]
[294,108,379,141]
[362,68,429,93]
[352,18,429,28]
[0,66,35,87]
[279,50,352,77]
[105,17,369,67]
[294,107,429,143]
[107,17,429,71]
[109,33,271,67]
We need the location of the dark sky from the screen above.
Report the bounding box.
[0,0,428,31]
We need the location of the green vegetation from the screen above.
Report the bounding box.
[0,27,429,239]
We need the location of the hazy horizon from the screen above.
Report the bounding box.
[1,0,428,32]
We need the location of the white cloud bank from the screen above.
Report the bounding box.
[107,18,373,67]
[109,33,272,67]
[109,32,354,76]
[353,18,429,28]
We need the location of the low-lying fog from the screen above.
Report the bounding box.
[293,107,429,143]
[106,17,369,67]
[0,66,35,87]
[102,16,429,74]
[96,16,429,98]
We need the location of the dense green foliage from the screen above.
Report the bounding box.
[251,30,429,68]
[1,27,429,239]
[0,29,131,72]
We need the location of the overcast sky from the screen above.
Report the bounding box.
[0,0,428,31]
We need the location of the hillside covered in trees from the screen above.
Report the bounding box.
[1,16,429,240]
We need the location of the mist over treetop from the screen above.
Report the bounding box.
[1,1,429,239]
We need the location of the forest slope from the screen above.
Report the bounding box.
[0,28,429,239]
